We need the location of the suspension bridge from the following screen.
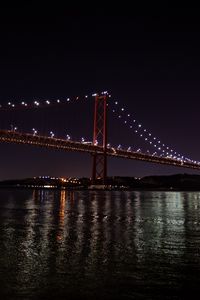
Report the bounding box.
[0,91,200,184]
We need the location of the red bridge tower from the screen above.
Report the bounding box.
[92,94,108,184]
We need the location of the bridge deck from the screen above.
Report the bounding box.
[0,129,200,170]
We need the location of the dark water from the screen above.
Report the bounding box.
[0,189,200,299]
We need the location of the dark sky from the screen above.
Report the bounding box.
[1,6,200,180]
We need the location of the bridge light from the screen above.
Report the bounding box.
[50,131,54,138]
[109,98,199,166]
[46,100,50,104]
[32,128,38,136]
[57,99,60,103]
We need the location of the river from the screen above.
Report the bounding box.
[0,189,200,299]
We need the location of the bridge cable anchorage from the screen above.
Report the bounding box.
[109,98,200,166]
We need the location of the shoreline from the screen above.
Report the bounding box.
[1,185,200,192]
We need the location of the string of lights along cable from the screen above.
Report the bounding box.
[0,91,199,166]
[109,97,199,165]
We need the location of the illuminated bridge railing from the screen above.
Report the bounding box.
[1,129,200,170]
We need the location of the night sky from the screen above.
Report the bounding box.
[1,7,200,180]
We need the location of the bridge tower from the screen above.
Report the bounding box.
[92,94,108,185]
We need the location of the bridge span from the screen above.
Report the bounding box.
[1,129,200,171]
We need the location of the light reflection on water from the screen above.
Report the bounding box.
[0,189,200,299]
